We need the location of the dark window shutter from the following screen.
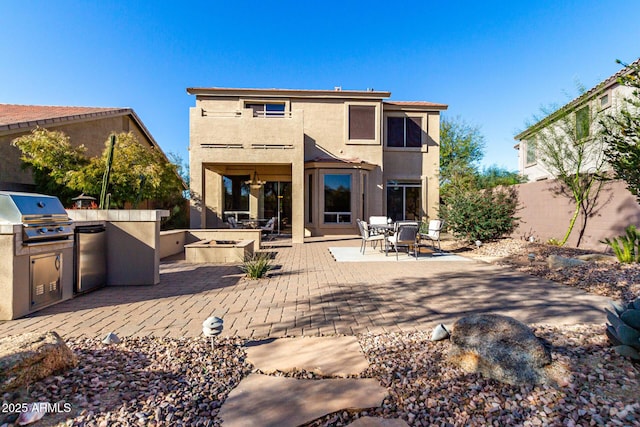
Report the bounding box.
[406,117,422,147]
[349,106,375,140]
[387,117,404,147]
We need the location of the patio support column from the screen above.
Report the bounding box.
[249,185,262,219]
[291,161,304,243]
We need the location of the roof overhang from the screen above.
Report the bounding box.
[304,157,377,171]
[384,101,448,111]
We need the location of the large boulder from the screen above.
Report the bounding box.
[0,331,77,392]
[448,314,562,385]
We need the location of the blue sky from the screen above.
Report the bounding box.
[2,1,639,171]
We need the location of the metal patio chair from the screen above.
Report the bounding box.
[357,219,385,254]
[387,223,419,260]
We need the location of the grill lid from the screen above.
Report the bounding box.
[0,191,69,224]
[0,192,73,243]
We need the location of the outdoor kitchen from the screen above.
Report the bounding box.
[0,191,169,320]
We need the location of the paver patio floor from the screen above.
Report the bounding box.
[0,237,611,339]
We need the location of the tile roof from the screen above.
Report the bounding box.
[0,104,130,130]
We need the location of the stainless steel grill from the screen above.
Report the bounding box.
[0,191,73,243]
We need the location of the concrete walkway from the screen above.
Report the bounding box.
[0,237,611,339]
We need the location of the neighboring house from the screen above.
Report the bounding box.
[511,59,640,249]
[187,87,447,243]
[514,58,640,181]
[0,104,179,202]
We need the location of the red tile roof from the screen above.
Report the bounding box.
[0,104,129,130]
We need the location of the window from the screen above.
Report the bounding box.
[223,175,250,220]
[348,105,375,140]
[246,103,285,117]
[324,174,351,223]
[599,93,611,110]
[386,182,421,221]
[525,138,537,166]
[576,106,590,140]
[387,116,422,147]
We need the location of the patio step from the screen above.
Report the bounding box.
[218,336,397,426]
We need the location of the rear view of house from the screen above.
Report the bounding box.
[187,87,447,243]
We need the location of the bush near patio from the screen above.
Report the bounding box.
[441,185,519,242]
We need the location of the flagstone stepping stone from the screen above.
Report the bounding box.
[218,373,387,427]
[348,417,409,427]
[245,336,369,376]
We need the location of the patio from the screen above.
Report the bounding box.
[0,237,612,339]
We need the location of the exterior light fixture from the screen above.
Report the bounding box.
[245,171,265,188]
[202,316,224,349]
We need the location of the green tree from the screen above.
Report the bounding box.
[439,116,486,198]
[525,89,608,247]
[601,60,640,202]
[12,127,88,206]
[68,132,184,208]
[12,129,185,218]
[476,165,526,189]
[441,185,519,242]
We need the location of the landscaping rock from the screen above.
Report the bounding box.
[547,254,588,269]
[0,331,77,392]
[575,253,618,263]
[218,374,387,427]
[245,336,369,377]
[448,314,561,385]
[430,324,450,341]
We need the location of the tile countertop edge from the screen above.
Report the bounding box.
[66,210,170,222]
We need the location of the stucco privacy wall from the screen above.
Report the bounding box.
[512,179,640,250]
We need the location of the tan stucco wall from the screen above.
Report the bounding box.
[1,114,156,190]
[0,229,74,320]
[0,233,16,319]
[513,179,640,250]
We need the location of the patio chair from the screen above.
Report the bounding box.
[420,219,444,252]
[260,217,277,240]
[357,219,385,254]
[227,216,239,229]
[387,223,419,260]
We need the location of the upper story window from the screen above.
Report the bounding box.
[576,106,590,140]
[246,102,286,117]
[387,116,422,147]
[348,105,375,140]
[525,138,537,166]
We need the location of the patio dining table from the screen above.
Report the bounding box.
[239,218,268,229]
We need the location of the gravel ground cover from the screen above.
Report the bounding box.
[2,238,640,426]
[2,328,639,426]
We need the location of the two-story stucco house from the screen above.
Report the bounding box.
[187,87,447,243]
[514,59,639,181]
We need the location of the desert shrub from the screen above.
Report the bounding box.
[601,225,640,263]
[240,252,273,279]
[441,186,519,242]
